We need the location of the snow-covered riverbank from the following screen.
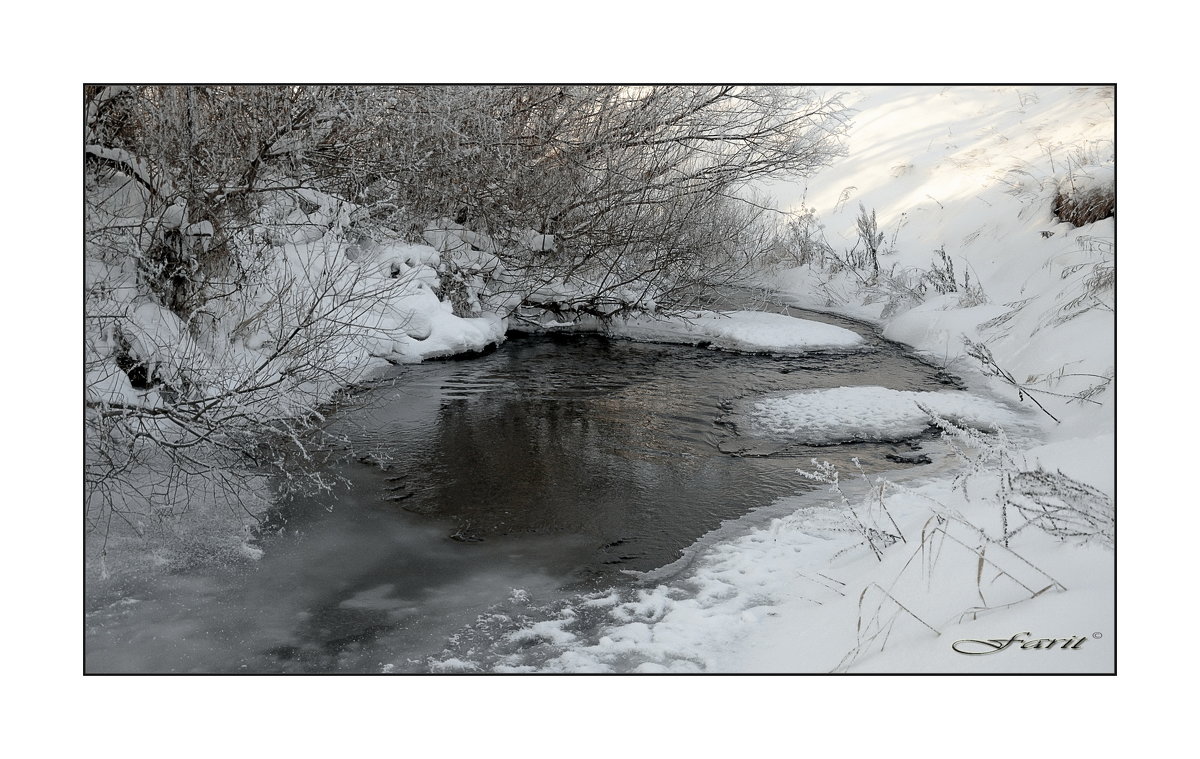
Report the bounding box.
[494,85,1115,673]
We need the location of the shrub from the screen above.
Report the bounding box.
[1051,146,1114,227]
[1052,184,1115,227]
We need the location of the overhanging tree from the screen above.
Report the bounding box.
[84,84,850,551]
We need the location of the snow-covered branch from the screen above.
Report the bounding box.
[85,143,176,198]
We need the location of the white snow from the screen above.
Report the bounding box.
[85,360,140,405]
[183,220,214,252]
[381,296,507,364]
[506,612,579,646]
[604,310,865,353]
[160,200,186,230]
[123,301,197,390]
[85,143,176,197]
[522,451,1112,674]
[522,231,555,252]
[423,219,498,254]
[513,305,866,355]
[751,386,1022,444]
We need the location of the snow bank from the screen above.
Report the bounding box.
[499,453,1112,674]
[764,87,1115,437]
[607,310,864,354]
[751,386,1021,444]
[382,297,507,364]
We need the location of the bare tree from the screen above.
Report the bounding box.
[349,86,850,312]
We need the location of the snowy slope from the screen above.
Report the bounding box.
[768,85,1115,436]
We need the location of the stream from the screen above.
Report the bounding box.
[85,307,966,673]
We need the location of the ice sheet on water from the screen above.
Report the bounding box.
[750,385,1021,444]
[607,310,865,354]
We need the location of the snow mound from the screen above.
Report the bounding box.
[608,311,863,354]
[391,309,506,363]
[374,287,507,363]
[751,386,1019,444]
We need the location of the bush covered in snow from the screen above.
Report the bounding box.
[1052,161,1115,227]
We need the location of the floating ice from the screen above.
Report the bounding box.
[607,310,864,354]
[751,385,1019,444]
